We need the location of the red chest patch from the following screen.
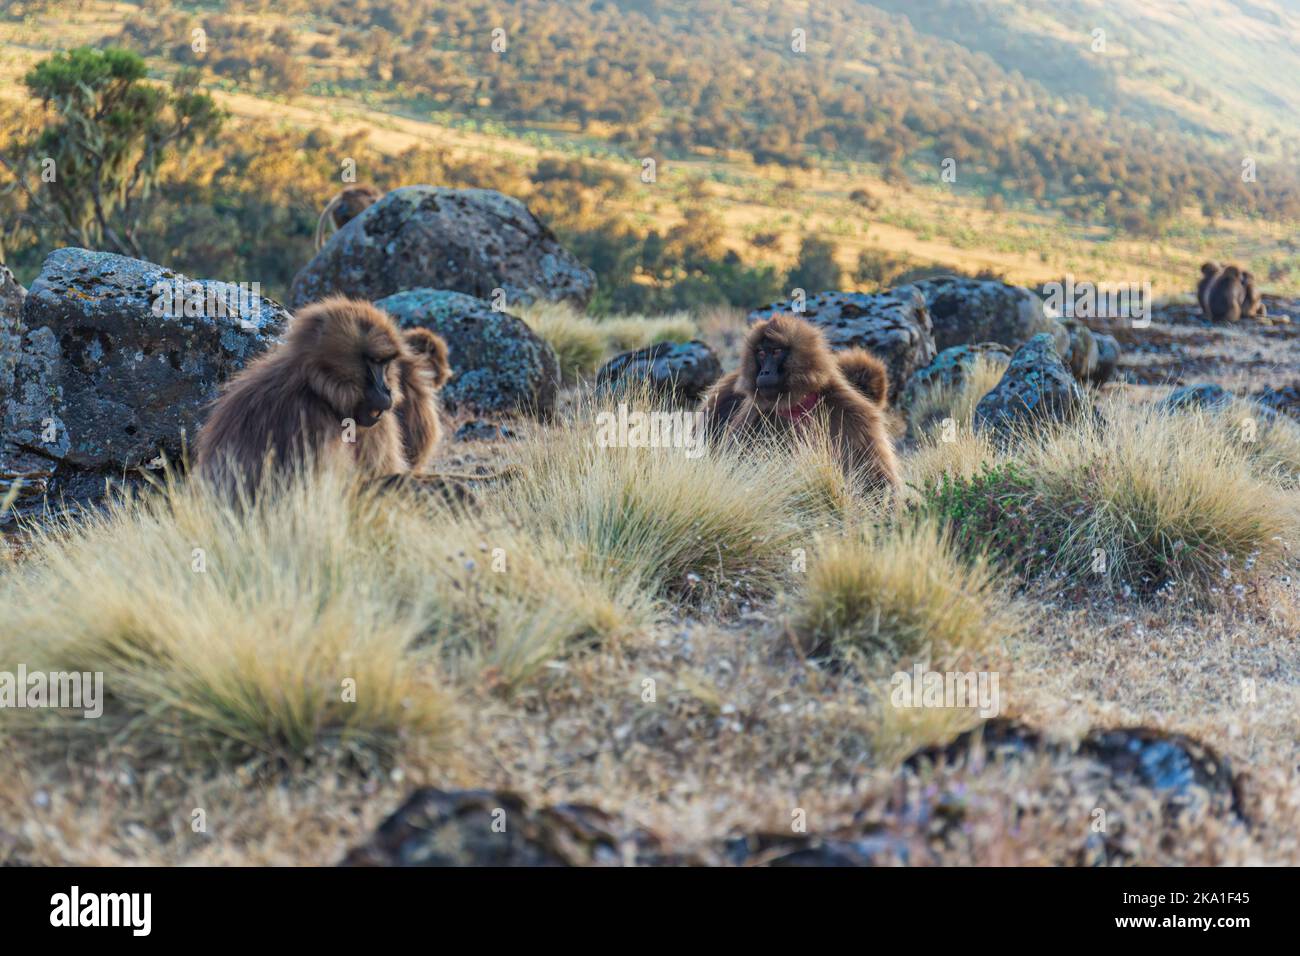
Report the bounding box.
[775,391,822,425]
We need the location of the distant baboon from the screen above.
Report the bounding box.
[701,345,889,438]
[704,314,899,491]
[1200,262,1266,322]
[396,327,452,472]
[314,185,382,250]
[196,297,419,489]
[1197,262,1221,319]
[1206,265,1249,323]
[1242,269,1267,319]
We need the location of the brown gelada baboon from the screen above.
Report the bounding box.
[196,297,447,490]
[1199,261,1267,322]
[314,184,382,250]
[700,314,899,491]
[702,345,889,436]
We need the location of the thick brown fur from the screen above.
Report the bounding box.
[1207,264,1248,323]
[196,297,414,489]
[314,185,382,250]
[1201,262,1267,322]
[706,314,899,491]
[1197,261,1221,319]
[701,345,890,437]
[395,327,452,472]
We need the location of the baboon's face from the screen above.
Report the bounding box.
[354,333,402,427]
[753,335,789,403]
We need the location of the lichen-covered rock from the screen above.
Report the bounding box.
[595,339,722,406]
[2,248,287,475]
[290,186,596,310]
[375,288,559,418]
[902,276,1069,355]
[748,288,936,402]
[973,333,1084,435]
[900,342,1011,409]
[1091,332,1120,385]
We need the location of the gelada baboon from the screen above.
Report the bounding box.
[314,185,382,250]
[702,314,899,490]
[196,297,445,489]
[1197,262,1221,318]
[1200,262,1267,322]
[701,344,888,437]
[396,327,452,472]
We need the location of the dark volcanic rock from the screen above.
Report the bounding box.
[1253,382,1300,420]
[595,339,722,405]
[1091,331,1120,385]
[900,342,1011,410]
[723,831,912,866]
[901,276,1069,354]
[748,288,936,402]
[1159,383,1278,425]
[375,288,559,418]
[1160,382,1233,413]
[973,333,1085,436]
[340,788,671,867]
[290,186,596,309]
[1,248,286,477]
[1079,727,1241,819]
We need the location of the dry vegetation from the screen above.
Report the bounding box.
[4,368,1300,865]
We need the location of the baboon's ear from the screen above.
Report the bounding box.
[406,328,452,387]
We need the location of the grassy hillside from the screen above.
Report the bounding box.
[0,0,1297,305]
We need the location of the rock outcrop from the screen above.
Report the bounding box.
[375,288,560,418]
[973,332,1085,436]
[290,186,596,310]
[595,340,722,406]
[1,248,286,487]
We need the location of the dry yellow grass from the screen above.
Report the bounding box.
[518,301,698,383]
[787,518,1021,663]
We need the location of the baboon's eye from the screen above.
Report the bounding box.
[756,348,768,359]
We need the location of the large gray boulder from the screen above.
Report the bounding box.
[595,340,722,406]
[974,333,1085,436]
[747,288,936,402]
[1,248,287,477]
[290,186,596,310]
[375,288,559,418]
[901,276,1069,355]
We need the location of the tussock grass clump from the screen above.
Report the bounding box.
[0,465,651,761]
[505,395,819,599]
[0,469,454,759]
[789,519,1019,662]
[912,399,1299,592]
[518,301,697,382]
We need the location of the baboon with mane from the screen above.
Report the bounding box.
[195,297,447,490]
[702,314,899,491]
